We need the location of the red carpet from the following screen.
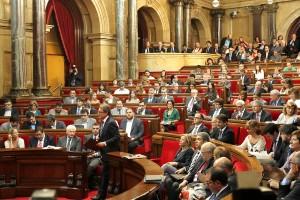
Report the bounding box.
[6,190,98,200]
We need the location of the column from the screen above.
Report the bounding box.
[170,0,184,52]
[9,0,30,97]
[249,5,264,41]
[128,0,138,79]
[115,0,125,80]
[183,0,193,47]
[32,0,51,96]
[211,9,225,45]
[265,3,279,42]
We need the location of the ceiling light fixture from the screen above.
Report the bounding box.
[212,0,220,8]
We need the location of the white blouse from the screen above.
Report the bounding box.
[276,113,298,124]
[4,138,25,149]
[239,135,266,153]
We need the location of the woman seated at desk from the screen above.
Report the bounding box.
[238,120,266,153]
[161,134,194,174]
[4,128,25,149]
[275,100,298,124]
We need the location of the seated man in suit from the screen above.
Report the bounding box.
[249,100,272,122]
[167,42,179,53]
[278,151,300,200]
[21,112,42,130]
[74,109,96,129]
[158,87,174,103]
[48,102,68,115]
[69,97,85,115]
[45,114,66,129]
[0,115,20,131]
[239,69,251,91]
[248,81,267,94]
[29,126,55,148]
[57,124,81,152]
[83,123,102,189]
[166,142,216,200]
[63,89,77,104]
[269,89,285,106]
[208,98,230,119]
[119,108,144,153]
[136,102,153,115]
[0,99,19,117]
[231,100,250,120]
[187,112,209,134]
[111,100,127,115]
[185,89,201,116]
[114,81,130,95]
[84,100,98,115]
[211,114,234,144]
[143,88,159,103]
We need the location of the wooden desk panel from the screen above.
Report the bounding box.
[107,152,163,200]
[0,149,87,199]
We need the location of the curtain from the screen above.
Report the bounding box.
[46,0,75,67]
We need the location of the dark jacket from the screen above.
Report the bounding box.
[210,126,235,144]
[278,179,300,200]
[0,108,19,117]
[29,134,55,148]
[120,118,144,143]
[249,110,273,122]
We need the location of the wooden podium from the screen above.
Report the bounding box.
[0,149,88,199]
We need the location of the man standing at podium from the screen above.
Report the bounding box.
[92,104,120,200]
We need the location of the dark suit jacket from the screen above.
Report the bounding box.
[99,116,120,161]
[89,108,98,115]
[221,38,233,48]
[211,126,235,144]
[248,87,267,94]
[154,47,165,53]
[120,118,144,143]
[0,108,19,117]
[269,98,285,106]
[185,97,201,116]
[143,96,159,103]
[29,134,55,148]
[225,53,237,62]
[186,157,214,183]
[209,108,230,119]
[274,141,290,168]
[203,47,214,54]
[216,185,232,200]
[69,106,83,115]
[278,179,300,200]
[186,124,209,134]
[57,136,82,152]
[21,120,42,130]
[136,108,153,115]
[262,51,273,61]
[173,147,194,168]
[167,47,179,53]
[231,109,251,120]
[45,120,66,129]
[249,110,273,122]
[240,75,251,87]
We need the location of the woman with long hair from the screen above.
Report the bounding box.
[126,90,140,104]
[276,100,298,124]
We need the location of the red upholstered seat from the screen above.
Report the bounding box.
[232,156,249,171]
[264,135,273,153]
[266,109,281,121]
[238,127,248,145]
[151,139,180,166]
[174,96,185,103]
[228,124,240,145]
[134,120,152,154]
[175,121,185,134]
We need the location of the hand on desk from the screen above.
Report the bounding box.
[96,142,106,148]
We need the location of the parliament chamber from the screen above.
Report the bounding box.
[0,0,300,199]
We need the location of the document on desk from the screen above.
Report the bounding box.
[43,146,62,150]
[122,154,147,159]
[144,175,163,184]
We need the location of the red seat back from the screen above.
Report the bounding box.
[238,127,248,145]
[159,140,180,166]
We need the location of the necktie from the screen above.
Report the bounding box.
[77,108,80,115]
[37,140,43,148]
[118,109,121,115]
[188,98,194,112]
[256,113,260,122]
[218,129,223,140]
[66,137,72,151]
[192,126,199,135]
